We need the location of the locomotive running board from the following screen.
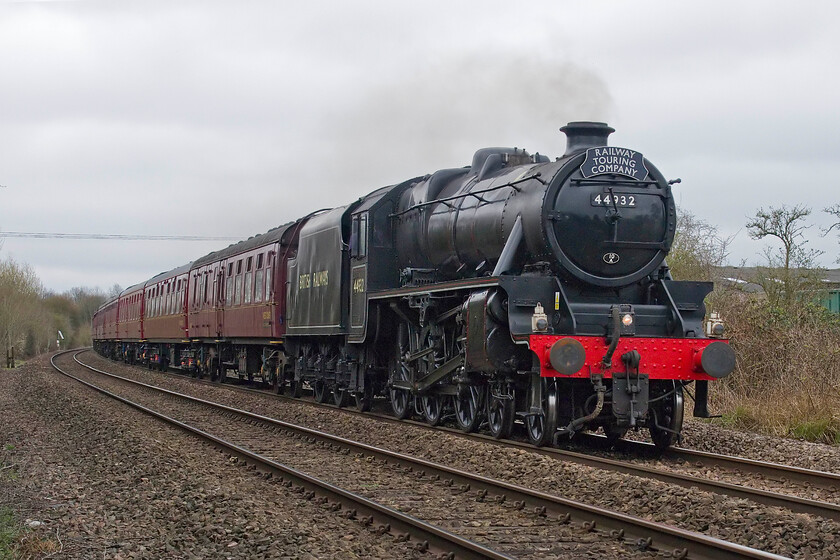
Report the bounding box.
[368,276,499,300]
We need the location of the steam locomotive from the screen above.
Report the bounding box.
[93,121,734,449]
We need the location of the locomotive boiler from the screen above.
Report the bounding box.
[94,121,734,449]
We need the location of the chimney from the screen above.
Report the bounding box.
[560,121,615,156]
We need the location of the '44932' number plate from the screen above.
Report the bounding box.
[591,193,636,207]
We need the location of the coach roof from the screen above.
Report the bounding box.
[191,221,297,268]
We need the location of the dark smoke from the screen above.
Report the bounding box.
[320,52,613,190]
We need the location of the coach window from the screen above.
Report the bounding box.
[225,270,233,306]
[234,259,243,306]
[254,254,264,304]
[244,257,253,305]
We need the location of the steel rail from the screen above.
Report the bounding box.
[610,437,840,492]
[79,350,840,521]
[51,351,511,560]
[398,423,840,522]
[70,352,791,560]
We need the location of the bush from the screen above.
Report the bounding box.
[709,289,840,444]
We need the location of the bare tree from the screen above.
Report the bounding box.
[746,204,824,309]
[0,257,46,358]
[823,204,840,263]
[668,209,731,281]
[107,283,123,298]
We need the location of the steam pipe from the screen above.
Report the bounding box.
[492,215,523,276]
[555,375,606,443]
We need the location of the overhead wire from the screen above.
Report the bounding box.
[0,232,243,241]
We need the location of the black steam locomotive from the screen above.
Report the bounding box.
[94,121,734,449]
[283,121,734,448]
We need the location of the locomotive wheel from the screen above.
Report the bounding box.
[390,386,411,419]
[289,377,303,398]
[389,351,412,420]
[526,378,558,447]
[422,395,445,426]
[649,383,684,450]
[454,385,483,433]
[333,387,350,408]
[355,384,373,412]
[486,386,515,439]
[313,379,330,403]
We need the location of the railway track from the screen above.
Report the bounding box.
[79,351,840,523]
[59,350,792,560]
[51,350,507,560]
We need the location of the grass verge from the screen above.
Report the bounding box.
[0,507,19,560]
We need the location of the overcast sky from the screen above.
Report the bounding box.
[1,0,839,293]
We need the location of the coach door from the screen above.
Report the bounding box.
[215,263,226,337]
[348,212,368,342]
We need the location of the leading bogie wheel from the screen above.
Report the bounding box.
[526,378,558,447]
[649,382,684,450]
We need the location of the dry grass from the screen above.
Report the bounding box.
[708,290,840,444]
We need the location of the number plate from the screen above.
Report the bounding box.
[591,193,636,207]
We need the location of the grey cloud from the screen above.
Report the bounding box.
[1,0,839,292]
